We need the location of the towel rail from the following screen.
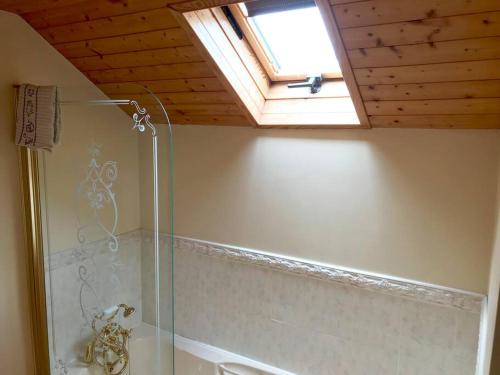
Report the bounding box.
[13,85,132,106]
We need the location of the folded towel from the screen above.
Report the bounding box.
[15,84,61,151]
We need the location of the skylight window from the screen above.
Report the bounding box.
[182,0,365,126]
[230,0,342,82]
[247,6,340,77]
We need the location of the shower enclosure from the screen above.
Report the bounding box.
[27,83,174,375]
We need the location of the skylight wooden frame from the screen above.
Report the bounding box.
[229,3,343,82]
[213,6,350,101]
[174,0,370,128]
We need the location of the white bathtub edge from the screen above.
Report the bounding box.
[133,323,296,375]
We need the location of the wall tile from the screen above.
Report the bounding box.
[45,231,142,369]
[159,234,482,375]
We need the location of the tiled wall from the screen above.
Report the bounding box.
[50,231,482,375]
[45,231,142,369]
[166,235,483,375]
[141,234,173,332]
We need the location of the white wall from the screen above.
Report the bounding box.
[166,125,499,294]
[0,11,139,374]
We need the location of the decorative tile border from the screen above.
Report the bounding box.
[169,234,485,313]
[44,230,142,271]
[49,229,485,313]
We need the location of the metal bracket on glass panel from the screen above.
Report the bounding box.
[77,99,158,135]
[129,100,156,135]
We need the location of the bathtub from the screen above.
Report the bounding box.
[66,323,294,375]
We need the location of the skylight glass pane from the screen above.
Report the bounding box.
[249,6,340,76]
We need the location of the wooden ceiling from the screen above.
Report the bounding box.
[336,0,500,129]
[1,0,500,128]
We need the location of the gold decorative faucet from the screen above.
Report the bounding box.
[83,304,135,375]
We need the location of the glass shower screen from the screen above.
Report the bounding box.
[37,83,174,375]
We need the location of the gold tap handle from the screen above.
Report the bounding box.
[83,342,94,364]
[85,304,135,375]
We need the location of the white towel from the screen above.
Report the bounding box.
[15,84,61,151]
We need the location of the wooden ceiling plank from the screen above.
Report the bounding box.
[22,0,176,29]
[70,46,203,71]
[122,104,243,117]
[172,114,251,125]
[355,59,500,85]
[341,11,500,49]
[144,104,243,116]
[54,28,192,58]
[365,98,500,115]
[0,0,189,14]
[360,80,500,101]
[119,105,250,124]
[0,0,85,14]
[348,36,500,68]
[169,104,242,115]
[330,0,368,4]
[370,114,500,128]
[169,0,242,12]
[97,78,223,94]
[39,8,179,44]
[85,62,214,83]
[113,91,236,104]
[333,0,500,29]
[156,91,236,104]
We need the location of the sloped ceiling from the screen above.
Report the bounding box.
[2,0,500,128]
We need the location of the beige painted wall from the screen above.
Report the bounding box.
[483,161,500,375]
[0,11,140,374]
[147,125,500,294]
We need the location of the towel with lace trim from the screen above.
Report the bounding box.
[15,84,61,151]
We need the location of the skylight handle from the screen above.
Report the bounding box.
[287,75,322,94]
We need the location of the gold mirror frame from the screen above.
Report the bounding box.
[19,146,50,375]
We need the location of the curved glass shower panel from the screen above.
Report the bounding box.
[123,84,175,375]
[37,83,174,375]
